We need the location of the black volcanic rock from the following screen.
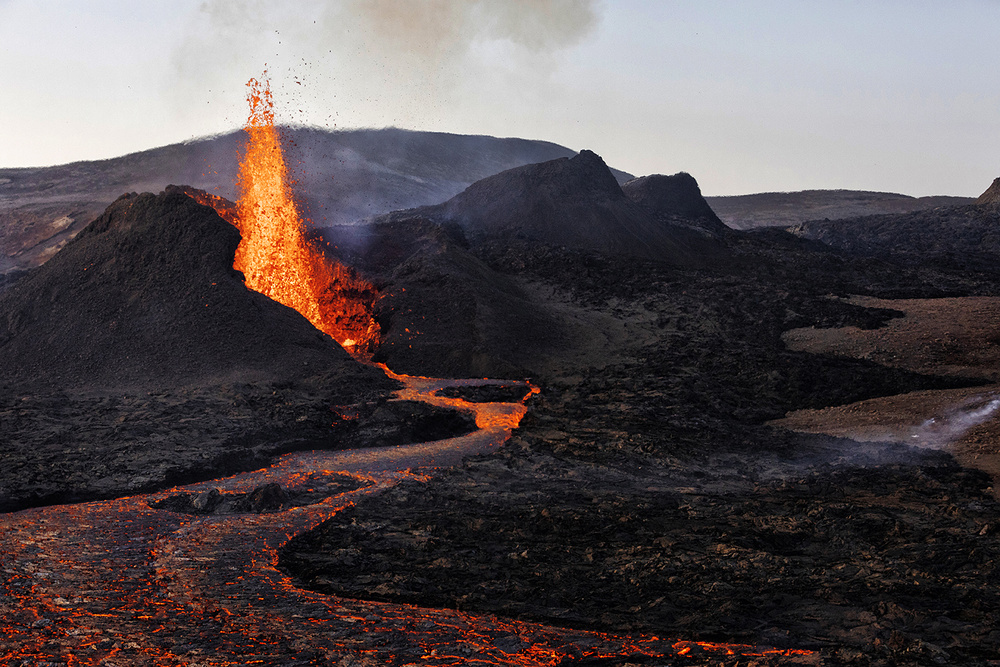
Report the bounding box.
[1,129,631,274]
[791,203,1000,272]
[0,187,386,391]
[621,172,728,237]
[322,216,563,378]
[0,187,401,512]
[398,150,716,264]
[977,177,1000,206]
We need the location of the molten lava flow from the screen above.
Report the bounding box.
[226,72,378,356]
[0,373,818,664]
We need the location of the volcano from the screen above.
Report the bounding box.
[0,129,616,277]
[0,187,385,391]
[6,78,1000,663]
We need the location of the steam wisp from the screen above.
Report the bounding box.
[909,394,1000,449]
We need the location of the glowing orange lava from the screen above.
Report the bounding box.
[0,373,818,665]
[230,72,378,356]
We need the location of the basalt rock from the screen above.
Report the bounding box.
[707,190,975,230]
[622,172,728,237]
[791,203,1000,272]
[322,216,564,378]
[151,477,371,515]
[0,187,398,512]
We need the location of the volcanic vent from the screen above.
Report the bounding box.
[0,189,392,392]
[191,74,380,358]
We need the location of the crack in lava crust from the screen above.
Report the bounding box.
[1,373,816,665]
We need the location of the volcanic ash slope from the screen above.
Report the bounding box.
[380,149,727,264]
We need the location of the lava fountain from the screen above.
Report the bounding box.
[222,72,378,356]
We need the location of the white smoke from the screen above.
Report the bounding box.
[170,0,599,131]
[907,394,1000,449]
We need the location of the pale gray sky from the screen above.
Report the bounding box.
[1,0,998,196]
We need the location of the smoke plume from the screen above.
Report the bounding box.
[908,394,1000,449]
[172,0,598,131]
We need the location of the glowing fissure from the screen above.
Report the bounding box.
[230,73,378,355]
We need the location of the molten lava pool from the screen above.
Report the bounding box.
[0,371,817,666]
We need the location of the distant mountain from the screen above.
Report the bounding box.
[0,128,630,274]
[707,190,975,230]
[374,150,723,264]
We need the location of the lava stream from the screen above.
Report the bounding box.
[0,374,816,665]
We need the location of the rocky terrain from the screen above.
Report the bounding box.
[280,159,1000,664]
[0,189,477,512]
[977,178,1000,206]
[317,152,734,379]
[374,151,720,264]
[790,199,1000,273]
[707,190,974,230]
[4,134,1000,664]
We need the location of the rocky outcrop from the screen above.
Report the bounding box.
[977,177,1000,206]
[322,216,563,378]
[622,172,728,236]
[388,150,721,264]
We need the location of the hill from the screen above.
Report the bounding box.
[707,189,975,230]
[0,187,388,391]
[375,150,724,264]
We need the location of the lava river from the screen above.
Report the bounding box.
[0,372,816,666]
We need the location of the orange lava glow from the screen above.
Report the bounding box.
[377,363,542,431]
[3,72,818,665]
[229,71,378,356]
[0,373,819,665]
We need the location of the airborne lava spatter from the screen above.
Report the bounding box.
[229,72,378,355]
